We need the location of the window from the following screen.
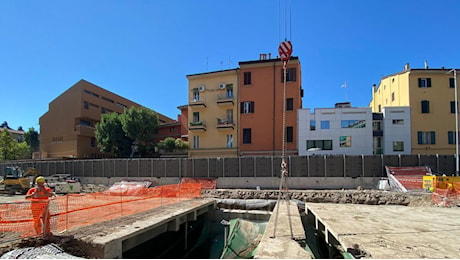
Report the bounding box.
[391,92,395,101]
[226,85,233,98]
[91,137,96,147]
[392,119,404,125]
[84,89,99,97]
[193,91,200,101]
[418,78,431,88]
[373,121,382,131]
[281,68,296,82]
[226,109,233,122]
[417,131,436,144]
[451,101,457,114]
[450,78,455,88]
[306,140,332,150]
[339,136,352,147]
[243,128,252,144]
[193,136,199,149]
[341,120,366,128]
[448,131,458,145]
[310,120,316,131]
[80,120,91,126]
[84,101,89,109]
[101,107,113,114]
[244,72,252,85]
[241,101,255,114]
[286,126,293,143]
[170,127,175,132]
[320,120,330,129]
[192,112,200,123]
[378,105,381,112]
[101,96,114,103]
[226,134,233,148]
[393,141,404,152]
[286,98,294,111]
[421,100,430,113]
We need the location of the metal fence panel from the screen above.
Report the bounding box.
[308,156,325,177]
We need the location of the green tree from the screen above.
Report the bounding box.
[174,138,189,150]
[158,137,177,152]
[158,138,189,152]
[121,106,159,156]
[0,129,30,160]
[95,112,133,157]
[24,127,40,152]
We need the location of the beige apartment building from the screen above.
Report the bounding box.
[186,69,239,158]
[370,64,459,155]
[39,79,175,159]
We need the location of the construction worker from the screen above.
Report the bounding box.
[25,176,55,236]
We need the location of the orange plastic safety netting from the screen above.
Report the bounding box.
[431,182,460,207]
[0,183,202,239]
[180,178,216,189]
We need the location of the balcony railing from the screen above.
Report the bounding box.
[216,94,234,105]
[216,118,234,129]
[189,97,206,108]
[189,121,206,131]
[74,124,95,136]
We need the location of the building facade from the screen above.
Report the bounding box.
[39,79,175,159]
[370,65,459,155]
[238,55,302,156]
[298,103,411,156]
[186,69,239,158]
[298,104,373,155]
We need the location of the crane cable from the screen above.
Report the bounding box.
[272,0,294,240]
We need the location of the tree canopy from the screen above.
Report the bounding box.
[95,107,160,157]
[24,127,40,153]
[0,129,30,160]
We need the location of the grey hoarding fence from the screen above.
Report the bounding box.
[0,154,455,179]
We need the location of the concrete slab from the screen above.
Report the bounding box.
[306,203,460,259]
[255,200,313,259]
[72,198,215,259]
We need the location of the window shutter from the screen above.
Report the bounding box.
[418,78,422,87]
[431,131,436,144]
[418,132,422,144]
[427,78,432,87]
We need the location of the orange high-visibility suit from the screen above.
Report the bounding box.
[25,186,53,235]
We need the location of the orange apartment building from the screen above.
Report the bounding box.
[39,79,176,159]
[238,55,302,156]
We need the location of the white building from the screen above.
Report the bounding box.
[297,103,411,155]
[380,107,412,155]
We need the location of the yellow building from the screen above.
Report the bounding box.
[186,69,238,158]
[39,79,174,159]
[370,64,459,155]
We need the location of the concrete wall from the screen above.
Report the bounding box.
[1,154,455,189]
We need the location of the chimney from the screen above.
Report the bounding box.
[404,63,410,71]
[268,53,271,59]
[424,60,429,69]
[259,54,267,60]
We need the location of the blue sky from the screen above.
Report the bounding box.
[1,0,459,132]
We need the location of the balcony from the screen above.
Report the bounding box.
[74,124,95,136]
[189,121,206,131]
[216,118,234,130]
[216,94,234,106]
[189,98,206,108]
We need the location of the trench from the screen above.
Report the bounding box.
[122,203,347,259]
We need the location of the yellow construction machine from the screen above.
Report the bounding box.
[0,166,39,195]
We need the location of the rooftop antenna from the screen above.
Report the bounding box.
[341,82,349,102]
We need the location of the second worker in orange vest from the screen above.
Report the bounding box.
[25,176,55,236]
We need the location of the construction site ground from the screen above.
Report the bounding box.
[1,188,458,259]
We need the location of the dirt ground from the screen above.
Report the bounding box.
[0,188,438,258]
